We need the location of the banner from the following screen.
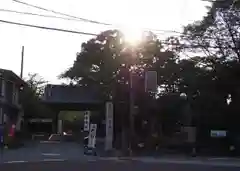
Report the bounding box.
[105,102,113,150]
[84,111,90,131]
[88,124,97,148]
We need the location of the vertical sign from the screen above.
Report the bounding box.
[58,120,62,134]
[105,102,114,150]
[0,108,2,124]
[88,124,97,148]
[84,111,90,131]
[0,125,3,144]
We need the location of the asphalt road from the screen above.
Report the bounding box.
[0,142,85,162]
[0,160,239,171]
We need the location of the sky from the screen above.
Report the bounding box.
[0,0,210,84]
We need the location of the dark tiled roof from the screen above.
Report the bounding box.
[43,84,103,104]
[0,68,25,85]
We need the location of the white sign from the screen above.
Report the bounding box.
[210,130,227,137]
[29,119,52,123]
[105,102,114,150]
[88,124,97,148]
[84,111,90,131]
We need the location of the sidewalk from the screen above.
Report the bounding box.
[108,155,240,167]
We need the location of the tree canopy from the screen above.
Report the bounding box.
[61,30,172,99]
[60,0,240,145]
[20,73,52,119]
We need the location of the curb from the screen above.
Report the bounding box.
[0,159,67,164]
[122,157,240,167]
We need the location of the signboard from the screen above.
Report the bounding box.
[84,111,90,131]
[105,102,114,150]
[88,124,97,148]
[145,71,157,92]
[29,119,52,123]
[57,120,63,134]
[210,130,227,138]
[182,126,196,143]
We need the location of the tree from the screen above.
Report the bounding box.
[20,73,52,119]
[60,30,165,99]
[183,0,240,60]
[25,73,48,97]
[179,0,240,132]
[61,29,182,150]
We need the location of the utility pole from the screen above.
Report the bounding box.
[129,72,135,156]
[20,46,24,78]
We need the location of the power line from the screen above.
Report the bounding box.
[12,0,240,39]
[0,13,234,47]
[0,9,84,22]
[0,16,235,51]
[0,17,231,49]
[0,18,184,46]
[0,19,97,36]
[0,18,167,40]
[4,6,235,39]
[0,17,179,39]
[0,8,182,35]
[12,0,186,35]
[12,0,111,26]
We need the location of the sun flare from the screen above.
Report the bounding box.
[121,27,143,45]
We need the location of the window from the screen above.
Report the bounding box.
[0,79,5,98]
[0,108,2,124]
[0,79,2,97]
[12,84,17,104]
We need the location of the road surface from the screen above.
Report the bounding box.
[0,159,239,171]
[0,142,85,162]
[0,142,240,170]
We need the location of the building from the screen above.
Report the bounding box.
[42,84,104,135]
[0,69,25,132]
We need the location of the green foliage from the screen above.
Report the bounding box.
[181,0,240,130]
[25,73,48,97]
[61,8,240,136]
[61,30,168,100]
[20,73,52,118]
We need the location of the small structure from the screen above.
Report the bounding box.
[42,84,104,135]
[0,69,25,133]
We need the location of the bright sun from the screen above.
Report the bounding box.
[121,27,143,45]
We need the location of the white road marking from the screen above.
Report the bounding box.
[208,157,231,160]
[88,159,97,162]
[42,153,61,156]
[5,161,27,163]
[43,158,65,161]
[99,157,118,160]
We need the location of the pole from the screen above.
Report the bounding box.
[20,46,24,78]
[183,96,196,157]
[129,72,135,156]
